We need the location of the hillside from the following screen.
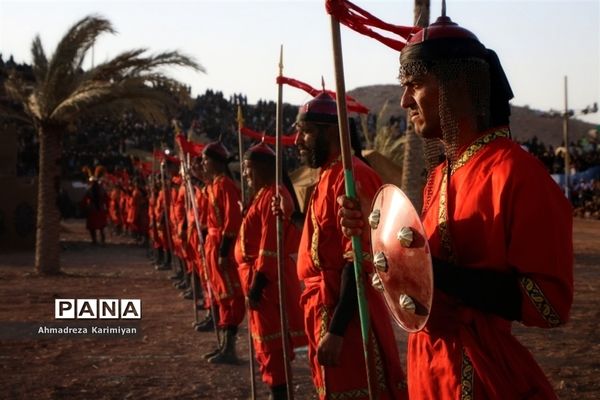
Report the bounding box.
[348,84,596,146]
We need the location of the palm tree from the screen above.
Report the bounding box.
[401,0,430,212]
[363,99,406,167]
[1,15,204,274]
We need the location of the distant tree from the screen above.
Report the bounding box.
[361,100,406,167]
[401,0,430,212]
[0,15,203,274]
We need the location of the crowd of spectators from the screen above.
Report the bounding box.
[2,54,599,218]
[519,135,600,218]
[14,90,301,180]
[519,135,600,175]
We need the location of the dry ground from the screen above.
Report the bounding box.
[0,218,598,399]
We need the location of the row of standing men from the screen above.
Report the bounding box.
[96,11,575,399]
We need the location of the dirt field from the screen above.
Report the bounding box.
[0,218,598,399]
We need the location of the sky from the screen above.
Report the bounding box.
[1,0,599,125]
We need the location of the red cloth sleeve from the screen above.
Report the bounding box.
[220,178,242,238]
[337,158,383,274]
[255,187,294,281]
[502,153,574,328]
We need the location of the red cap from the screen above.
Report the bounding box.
[400,13,487,65]
[244,141,276,164]
[297,91,338,124]
[202,141,230,163]
[247,141,275,157]
[407,15,478,45]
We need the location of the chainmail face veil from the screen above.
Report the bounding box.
[400,57,491,169]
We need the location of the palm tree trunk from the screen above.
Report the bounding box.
[401,0,430,212]
[35,125,62,275]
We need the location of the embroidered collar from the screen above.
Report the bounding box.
[450,128,509,175]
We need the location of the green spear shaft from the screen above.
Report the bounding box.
[329,14,375,400]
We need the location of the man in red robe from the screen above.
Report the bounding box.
[148,178,164,266]
[295,92,407,400]
[339,11,573,400]
[154,177,173,270]
[129,179,148,245]
[119,185,130,234]
[108,184,122,235]
[81,178,108,245]
[171,175,191,291]
[201,142,245,364]
[185,157,213,330]
[234,142,307,399]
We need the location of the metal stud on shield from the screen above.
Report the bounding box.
[369,184,433,332]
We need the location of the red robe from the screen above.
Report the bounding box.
[297,156,407,400]
[108,188,122,228]
[128,187,148,234]
[171,185,186,258]
[410,129,573,400]
[148,191,162,249]
[234,184,308,387]
[185,185,212,309]
[82,185,108,231]
[125,190,135,231]
[154,188,171,251]
[205,175,245,327]
[186,186,208,272]
[119,191,129,231]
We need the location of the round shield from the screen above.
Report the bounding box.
[369,184,433,332]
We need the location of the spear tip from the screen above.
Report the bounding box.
[236,104,244,127]
[278,45,284,74]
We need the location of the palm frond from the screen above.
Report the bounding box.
[50,78,179,125]
[2,72,41,123]
[376,99,390,132]
[126,51,204,76]
[31,35,48,83]
[360,114,373,149]
[374,126,406,166]
[43,15,115,113]
[8,14,203,135]
[50,49,202,123]
[0,103,35,127]
[3,73,31,105]
[85,49,148,82]
[88,49,203,83]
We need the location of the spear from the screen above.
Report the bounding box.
[159,157,174,264]
[149,146,158,254]
[237,105,246,206]
[275,44,294,400]
[329,15,375,400]
[181,147,200,325]
[237,106,256,400]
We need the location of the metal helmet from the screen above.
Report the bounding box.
[296,91,338,125]
[202,141,231,163]
[244,141,276,160]
[400,8,513,167]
